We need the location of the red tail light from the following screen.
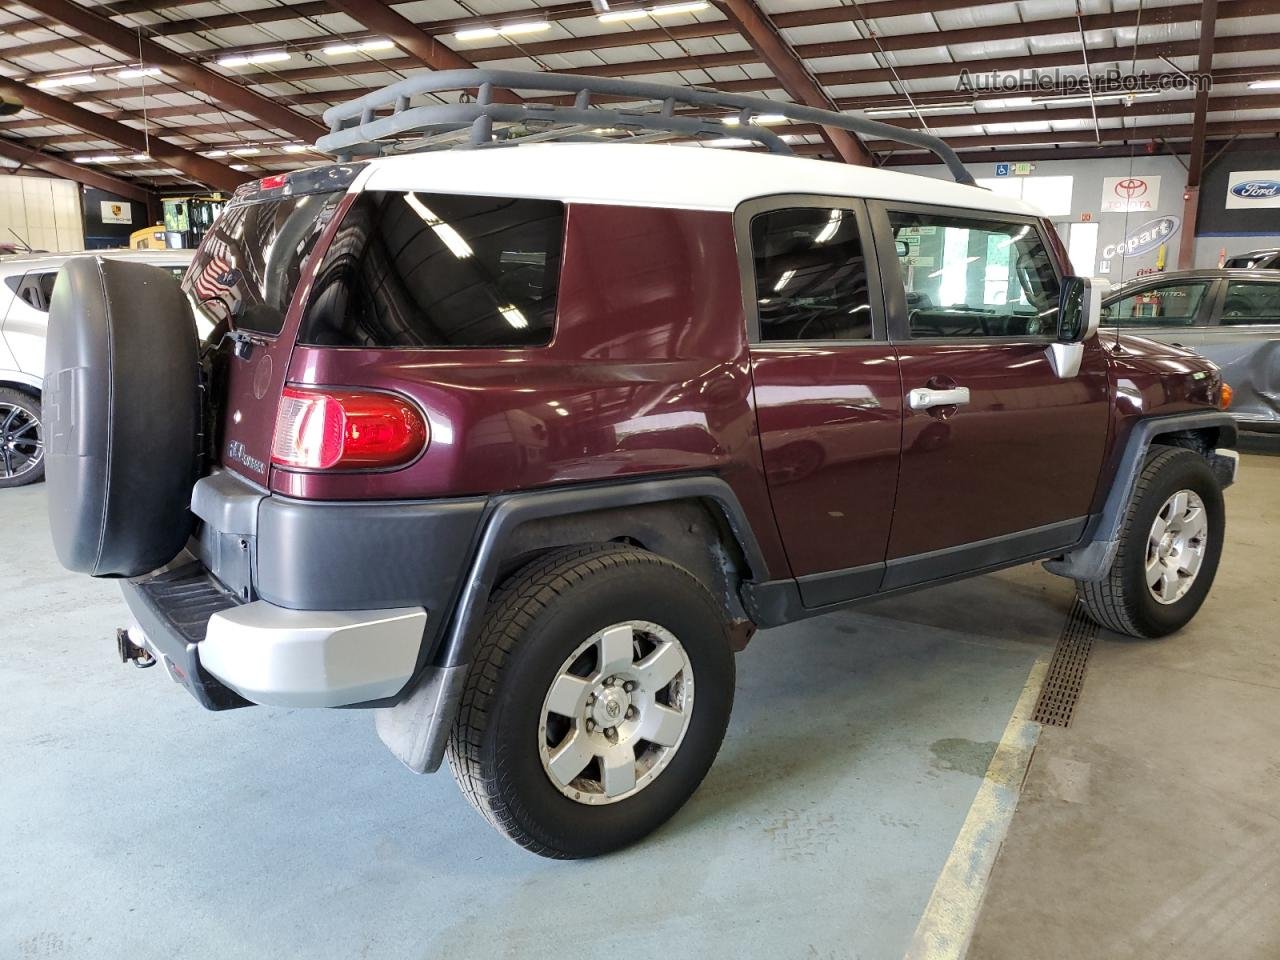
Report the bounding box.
[271,387,428,470]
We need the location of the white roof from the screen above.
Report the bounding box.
[358,143,1043,218]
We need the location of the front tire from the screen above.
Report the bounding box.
[0,388,44,488]
[447,544,735,858]
[1076,446,1225,638]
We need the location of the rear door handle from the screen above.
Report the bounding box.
[908,386,970,410]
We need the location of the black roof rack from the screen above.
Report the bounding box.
[316,69,976,186]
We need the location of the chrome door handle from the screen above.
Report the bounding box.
[908,386,970,410]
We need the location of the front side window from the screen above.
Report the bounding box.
[300,192,564,348]
[183,191,344,338]
[750,206,872,342]
[1221,280,1280,325]
[887,211,1060,338]
[1105,281,1210,327]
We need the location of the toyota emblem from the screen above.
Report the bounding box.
[1115,178,1148,200]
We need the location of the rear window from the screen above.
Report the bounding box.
[183,191,344,338]
[299,191,564,348]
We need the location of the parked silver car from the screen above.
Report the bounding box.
[1102,269,1280,431]
[1223,249,1280,270]
[1,249,193,487]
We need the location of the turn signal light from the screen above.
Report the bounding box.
[271,386,428,470]
[1219,382,1233,410]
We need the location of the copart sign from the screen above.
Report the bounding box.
[1099,216,1180,260]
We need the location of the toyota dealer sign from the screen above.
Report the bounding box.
[1101,175,1161,212]
[1226,170,1280,209]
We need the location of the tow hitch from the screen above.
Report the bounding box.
[116,628,156,669]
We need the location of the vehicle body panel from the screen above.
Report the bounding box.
[1103,269,1280,429]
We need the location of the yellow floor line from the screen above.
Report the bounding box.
[905,656,1049,960]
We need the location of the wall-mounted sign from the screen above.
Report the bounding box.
[100,200,131,224]
[1098,215,1180,260]
[995,163,1011,177]
[1080,212,1092,222]
[1101,175,1161,213]
[1225,170,1280,209]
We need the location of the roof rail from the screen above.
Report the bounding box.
[316,69,976,186]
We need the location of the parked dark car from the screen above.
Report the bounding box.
[41,72,1238,859]
[1103,268,1280,431]
[1223,249,1280,270]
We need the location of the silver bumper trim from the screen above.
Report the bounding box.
[198,602,427,707]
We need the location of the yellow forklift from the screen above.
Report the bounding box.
[130,194,227,249]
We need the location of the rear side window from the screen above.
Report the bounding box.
[1221,280,1280,324]
[183,191,344,338]
[887,210,1060,338]
[750,207,872,342]
[1105,281,1210,327]
[300,192,564,348]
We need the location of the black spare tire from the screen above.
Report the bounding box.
[43,257,201,577]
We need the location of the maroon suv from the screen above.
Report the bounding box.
[43,86,1237,858]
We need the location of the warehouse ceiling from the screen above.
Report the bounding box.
[0,0,1277,193]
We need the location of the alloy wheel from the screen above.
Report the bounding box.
[538,620,694,805]
[0,400,43,482]
[1146,489,1209,605]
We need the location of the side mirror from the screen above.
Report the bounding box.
[1047,277,1110,379]
[1056,276,1108,343]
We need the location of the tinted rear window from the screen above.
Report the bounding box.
[183,191,344,337]
[299,192,564,348]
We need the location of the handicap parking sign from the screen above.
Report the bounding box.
[995,163,1011,177]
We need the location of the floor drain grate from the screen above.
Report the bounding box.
[1031,600,1098,727]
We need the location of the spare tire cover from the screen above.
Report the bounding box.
[43,257,200,577]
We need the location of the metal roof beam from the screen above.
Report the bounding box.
[1180,0,1219,269]
[0,79,249,192]
[15,0,326,145]
[0,138,156,204]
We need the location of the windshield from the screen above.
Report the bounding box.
[183,191,344,342]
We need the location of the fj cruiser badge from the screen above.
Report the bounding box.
[227,440,266,474]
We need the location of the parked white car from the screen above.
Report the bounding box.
[1,249,193,488]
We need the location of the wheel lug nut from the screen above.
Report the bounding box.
[585,719,595,732]
[625,706,637,719]
[624,681,635,692]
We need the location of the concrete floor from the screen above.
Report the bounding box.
[0,448,1273,959]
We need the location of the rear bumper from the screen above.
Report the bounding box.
[122,552,428,709]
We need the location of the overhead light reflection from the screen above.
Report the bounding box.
[405,193,474,258]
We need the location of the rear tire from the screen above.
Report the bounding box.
[0,388,44,488]
[447,544,735,858]
[1076,446,1225,638]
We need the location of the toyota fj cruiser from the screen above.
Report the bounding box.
[44,72,1238,859]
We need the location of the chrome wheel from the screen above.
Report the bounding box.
[1146,489,1208,605]
[538,620,694,805]
[0,399,43,482]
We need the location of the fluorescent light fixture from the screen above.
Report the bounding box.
[129,153,150,161]
[978,96,1035,109]
[75,154,127,164]
[1248,79,1280,89]
[600,0,707,20]
[203,149,229,158]
[499,305,528,329]
[35,74,95,89]
[455,21,550,40]
[114,66,161,80]
[864,102,968,117]
[283,143,311,153]
[1034,90,1161,106]
[649,0,708,14]
[722,113,786,125]
[598,8,650,22]
[702,134,799,148]
[230,163,251,171]
[405,193,474,259]
[228,146,260,155]
[323,38,395,55]
[217,51,291,67]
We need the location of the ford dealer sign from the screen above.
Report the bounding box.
[1226,170,1280,209]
